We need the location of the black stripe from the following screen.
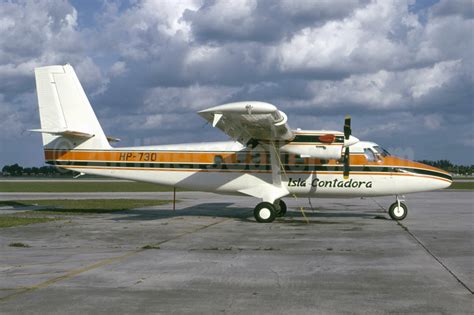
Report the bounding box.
[403,167,452,181]
[47,161,273,171]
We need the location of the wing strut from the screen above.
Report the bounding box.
[239,142,289,203]
[269,141,282,187]
[269,141,310,223]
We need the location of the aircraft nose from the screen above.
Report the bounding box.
[421,163,453,189]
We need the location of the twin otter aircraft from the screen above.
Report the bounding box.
[32,65,452,223]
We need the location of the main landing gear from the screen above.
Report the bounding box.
[388,195,408,221]
[254,199,287,223]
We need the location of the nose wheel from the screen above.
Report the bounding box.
[388,197,408,220]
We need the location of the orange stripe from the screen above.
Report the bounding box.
[44,150,260,164]
[60,166,451,183]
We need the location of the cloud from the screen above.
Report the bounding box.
[0,0,108,95]
[423,114,443,130]
[274,59,468,117]
[109,61,127,77]
[0,0,472,166]
[274,1,445,77]
[430,0,474,19]
[143,84,238,112]
[183,0,366,43]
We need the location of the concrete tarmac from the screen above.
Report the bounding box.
[0,190,472,314]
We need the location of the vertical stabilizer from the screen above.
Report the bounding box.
[33,64,111,150]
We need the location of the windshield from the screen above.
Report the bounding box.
[373,146,390,157]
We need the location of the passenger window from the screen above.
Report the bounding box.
[251,152,261,164]
[364,148,377,162]
[236,152,247,163]
[294,155,305,164]
[214,155,223,166]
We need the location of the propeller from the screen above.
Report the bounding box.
[343,115,351,179]
[344,115,351,140]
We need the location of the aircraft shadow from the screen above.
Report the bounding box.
[112,203,250,221]
[112,202,388,222]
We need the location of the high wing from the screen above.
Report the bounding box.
[199,101,293,202]
[198,101,294,145]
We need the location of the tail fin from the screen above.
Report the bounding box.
[32,64,111,150]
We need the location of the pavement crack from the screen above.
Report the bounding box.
[371,198,472,295]
[396,221,473,295]
[270,268,282,290]
[226,294,235,313]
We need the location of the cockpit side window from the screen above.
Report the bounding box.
[364,148,377,162]
[373,146,390,157]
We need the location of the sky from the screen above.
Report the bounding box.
[0,0,473,166]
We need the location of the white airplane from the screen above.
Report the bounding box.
[31,65,452,222]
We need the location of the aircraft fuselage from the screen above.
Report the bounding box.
[45,140,451,199]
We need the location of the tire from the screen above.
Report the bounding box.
[275,199,287,217]
[254,202,277,223]
[388,202,408,221]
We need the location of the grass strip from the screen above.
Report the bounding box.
[0,199,172,215]
[448,182,474,190]
[0,216,57,228]
[0,199,172,227]
[0,181,181,192]
[9,242,30,248]
[142,244,161,250]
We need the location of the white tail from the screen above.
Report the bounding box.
[32,64,111,150]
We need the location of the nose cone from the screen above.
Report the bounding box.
[436,167,453,189]
[382,156,453,193]
[419,162,453,190]
[344,135,359,147]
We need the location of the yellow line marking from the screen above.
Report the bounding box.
[0,287,30,291]
[0,218,228,303]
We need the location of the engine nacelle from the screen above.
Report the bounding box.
[280,144,343,160]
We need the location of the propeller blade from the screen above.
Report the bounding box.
[343,146,350,179]
[344,115,351,140]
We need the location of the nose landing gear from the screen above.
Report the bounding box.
[388,195,408,220]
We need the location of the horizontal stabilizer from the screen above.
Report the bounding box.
[28,129,94,139]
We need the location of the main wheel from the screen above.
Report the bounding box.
[388,202,408,221]
[275,199,287,217]
[254,202,277,223]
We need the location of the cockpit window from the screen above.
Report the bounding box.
[364,148,377,162]
[373,146,390,157]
